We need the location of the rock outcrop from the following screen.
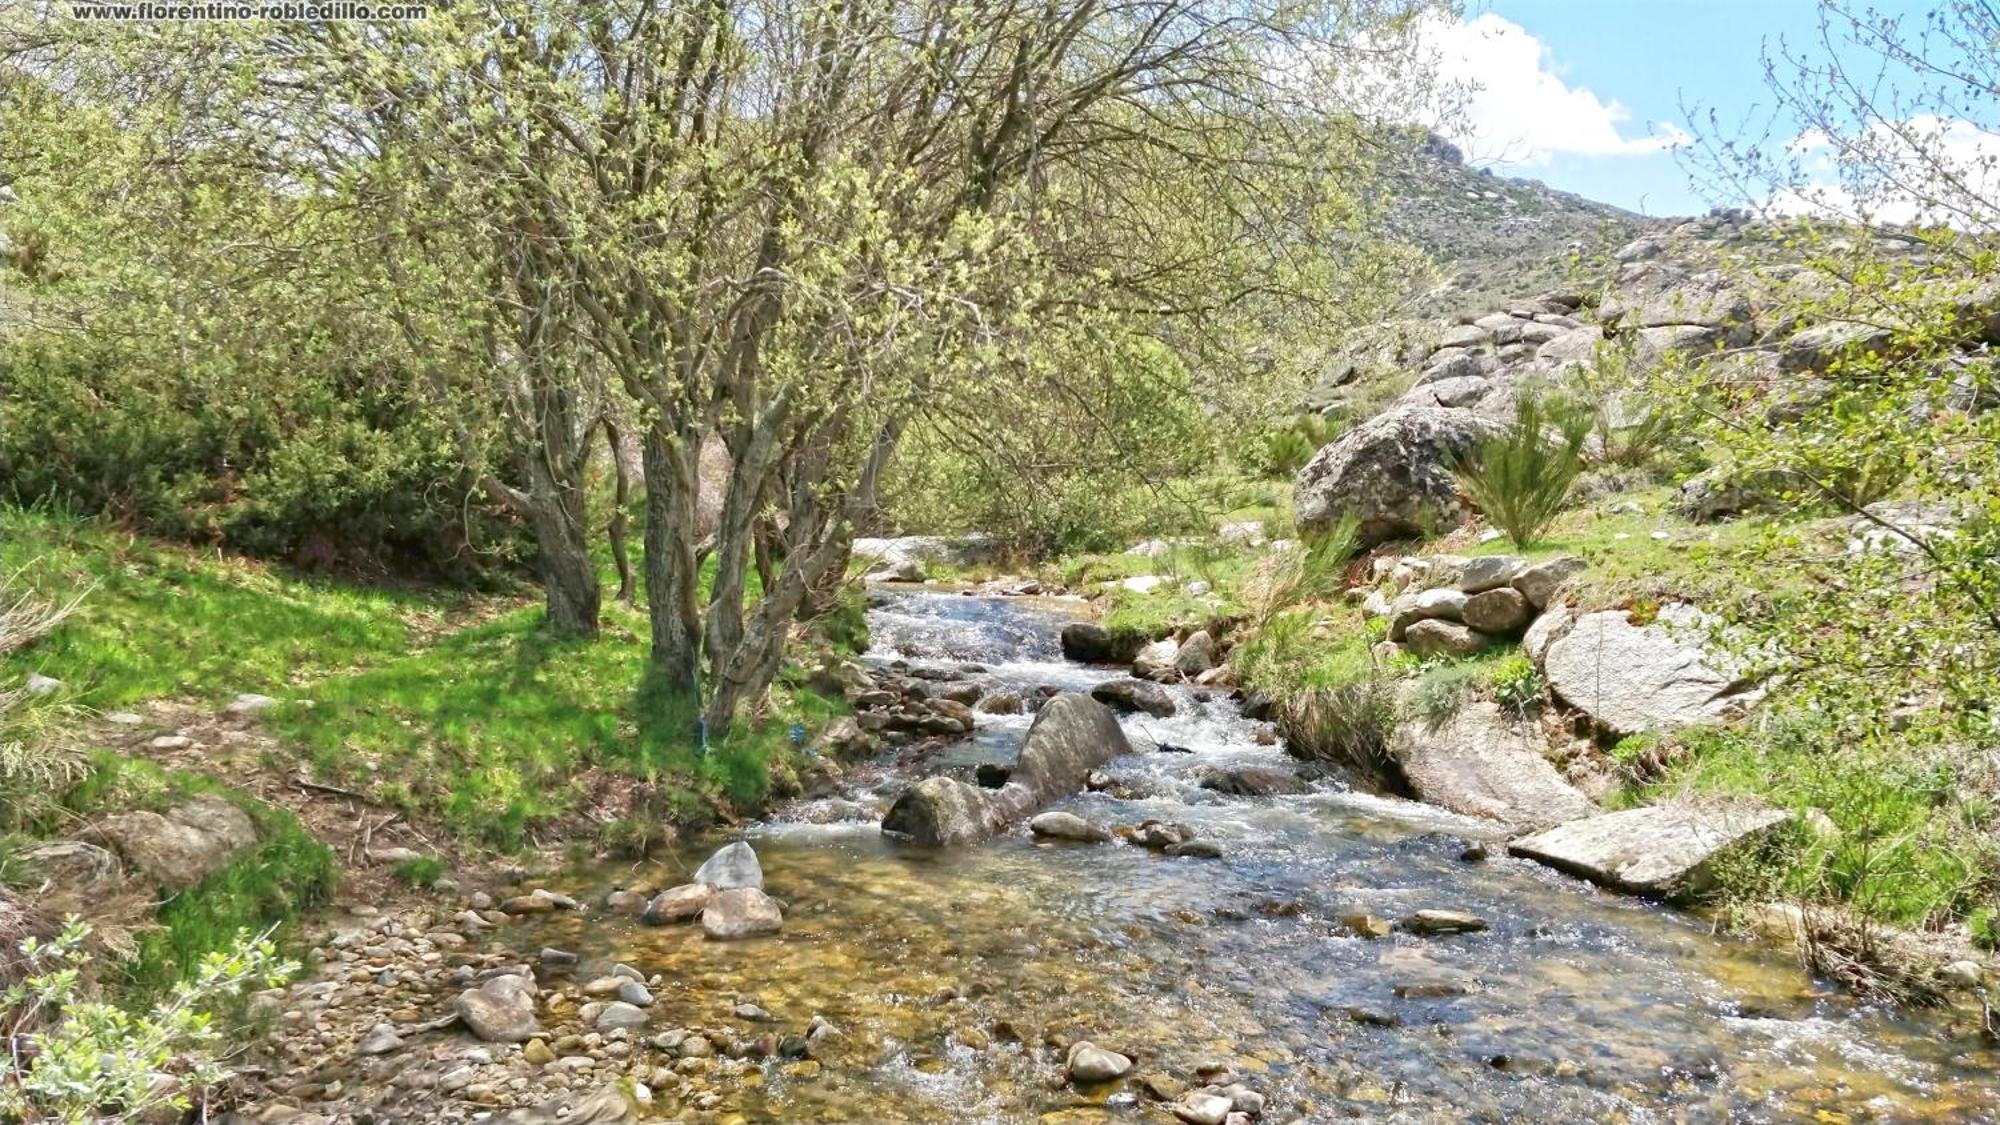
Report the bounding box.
[1538,604,1759,736]
[1391,703,1594,830]
[1508,803,1790,899]
[881,694,1132,846]
[1293,406,1503,545]
[87,795,258,889]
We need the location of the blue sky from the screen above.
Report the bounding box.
[1445,0,1936,216]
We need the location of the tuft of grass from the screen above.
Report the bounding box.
[392,856,447,889]
[1451,388,1592,550]
[1641,716,2000,934]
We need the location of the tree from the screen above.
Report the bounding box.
[3,0,1443,731]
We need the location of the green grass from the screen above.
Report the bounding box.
[393,855,447,889]
[267,601,846,848]
[1,507,453,707]
[1640,719,2000,932]
[41,754,336,997]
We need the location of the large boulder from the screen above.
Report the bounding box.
[1600,269,1755,345]
[1508,803,1789,899]
[88,796,258,889]
[1539,605,1759,736]
[455,974,540,1042]
[1391,703,1594,830]
[1060,622,1141,665]
[881,694,1132,846]
[1293,406,1504,546]
[701,888,784,940]
[692,841,763,890]
[1781,319,1896,373]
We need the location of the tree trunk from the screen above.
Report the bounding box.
[605,420,636,605]
[522,443,601,639]
[641,424,704,696]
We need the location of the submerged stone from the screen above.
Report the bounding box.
[881,694,1131,846]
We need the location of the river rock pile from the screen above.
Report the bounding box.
[1362,552,1585,659]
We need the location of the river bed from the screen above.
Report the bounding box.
[516,589,1997,1122]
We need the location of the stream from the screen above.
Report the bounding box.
[521,588,1997,1122]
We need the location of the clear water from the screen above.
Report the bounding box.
[519,589,1999,1122]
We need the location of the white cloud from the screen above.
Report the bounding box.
[1768,115,2000,230]
[1422,13,1686,166]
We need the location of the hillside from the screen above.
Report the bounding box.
[1371,132,1668,321]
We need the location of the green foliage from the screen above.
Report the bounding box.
[268,602,844,848]
[1451,388,1592,550]
[1561,342,1683,471]
[1488,653,1544,718]
[1645,716,2000,932]
[1232,610,1399,772]
[1,919,295,1124]
[392,856,447,890]
[1238,414,1337,479]
[1409,661,1484,729]
[1251,519,1360,620]
[0,508,431,708]
[0,265,506,583]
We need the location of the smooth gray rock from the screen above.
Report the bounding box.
[1509,803,1790,898]
[701,887,784,940]
[1173,630,1219,677]
[1461,587,1531,634]
[1132,638,1181,681]
[1388,587,1469,641]
[882,694,1132,847]
[641,883,715,925]
[1029,810,1111,843]
[13,840,121,894]
[1401,618,1486,659]
[1090,677,1177,718]
[1533,326,1605,369]
[595,1001,649,1030]
[1293,406,1505,546]
[1436,323,1490,350]
[1456,554,1526,594]
[1415,348,1488,386]
[1393,703,1594,830]
[1066,1041,1133,1084]
[1510,556,1586,608]
[455,974,539,1042]
[1541,605,1758,736]
[1405,374,1492,408]
[693,841,763,891]
[1403,909,1489,935]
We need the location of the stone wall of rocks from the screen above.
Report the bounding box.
[1359,552,1585,660]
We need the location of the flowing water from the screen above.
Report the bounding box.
[525,589,1998,1122]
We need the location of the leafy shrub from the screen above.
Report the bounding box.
[1409,661,1483,729]
[1250,518,1360,620]
[1488,653,1544,718]
[1,920,295,1123]
[0,332,507,581]
[1562,343,1681,470]
[1451,388,1591,549]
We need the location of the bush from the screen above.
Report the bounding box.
[1,919,295,1123]
[0,332,509,581]
[1280,675,1399,772]
[1451,388,1591,549]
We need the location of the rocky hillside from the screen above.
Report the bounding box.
[1369,132,1665,322]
